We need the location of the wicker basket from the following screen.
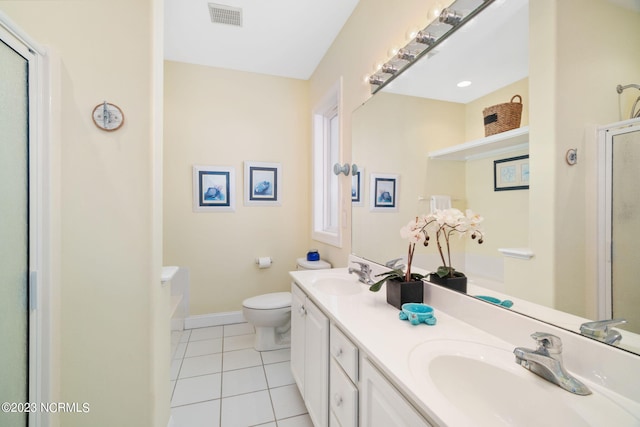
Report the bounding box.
[483,95,523,136]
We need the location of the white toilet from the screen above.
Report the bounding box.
[242,257,331,351]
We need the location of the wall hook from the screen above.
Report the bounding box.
[333,163,351,176]
[333,163,360,176]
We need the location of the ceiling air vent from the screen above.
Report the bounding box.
[208,3,243,27]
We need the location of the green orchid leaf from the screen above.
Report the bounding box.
[369,278,386,292]
[436,266,453,278]
[374,268,404,278]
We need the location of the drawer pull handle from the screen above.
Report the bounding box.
[334,347,343,357]
[298,305,306,316]
[334,393,343,407]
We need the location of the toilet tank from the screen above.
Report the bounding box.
[296,258,332,270]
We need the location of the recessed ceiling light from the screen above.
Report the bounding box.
[457,80,472,88]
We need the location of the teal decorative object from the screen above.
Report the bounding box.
[476,295,514,308]
[399,303,437,325]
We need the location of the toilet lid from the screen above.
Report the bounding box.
[296,258,332,270]
[243,292,292,310]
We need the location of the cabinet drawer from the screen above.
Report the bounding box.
[330,324,358,383]
[330,358,358,427]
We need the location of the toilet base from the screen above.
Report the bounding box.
[253,324,291,352]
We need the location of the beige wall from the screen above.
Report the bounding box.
[0,1,168,426]
[163,61,311,314]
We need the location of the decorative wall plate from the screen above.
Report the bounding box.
[92,102,124,131]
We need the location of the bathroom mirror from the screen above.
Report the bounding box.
[351,0,640,355]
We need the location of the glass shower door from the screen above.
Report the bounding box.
[610,124,640,334]
[0,38,29,427]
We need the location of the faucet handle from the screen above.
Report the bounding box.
[531,332,563,354]
[385,257,404,269]
[580,318,627,339]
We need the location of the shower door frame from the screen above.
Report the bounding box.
[597,117,640,320]
[0,12,52,427]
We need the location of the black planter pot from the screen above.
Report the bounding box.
[428,273,468,293]
[386,278,424,310]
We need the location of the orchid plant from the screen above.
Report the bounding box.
[369,208,484,292]
[423,208,484,279]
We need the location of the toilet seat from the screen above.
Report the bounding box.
[243,292,291,310]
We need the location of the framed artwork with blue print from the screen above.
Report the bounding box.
[244,161,281,206]
[494,155,529,191]
[352,168,363,206]
[192,165,236,212]
[370,173,399,212]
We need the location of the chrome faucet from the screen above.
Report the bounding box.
[580,318,627,345]
[348,261,374,285]
[513,332,591,395]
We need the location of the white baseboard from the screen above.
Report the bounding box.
[184,311,245,329]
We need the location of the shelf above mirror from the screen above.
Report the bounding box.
[428,126,529,161]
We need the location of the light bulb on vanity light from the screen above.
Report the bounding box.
[427,2,443,21]
[406,28,419,41]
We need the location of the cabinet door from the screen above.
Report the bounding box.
[360,358,432,427]
[330,358,358,427]
[304,298,330,427]
[290,283,306,395]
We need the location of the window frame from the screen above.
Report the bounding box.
[311,79,343,247]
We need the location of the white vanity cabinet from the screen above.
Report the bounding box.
[291,283,329,427]
[329,324,359,427]
[292,280,432,427]
[360,357,433,427]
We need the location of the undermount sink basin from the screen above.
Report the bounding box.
[408,340,639,426]
[311,275,363,296]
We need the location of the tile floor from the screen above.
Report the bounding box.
[170,323,313,427]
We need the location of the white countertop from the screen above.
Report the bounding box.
[290,267,640,426]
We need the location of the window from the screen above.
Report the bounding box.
[312,79,343,247]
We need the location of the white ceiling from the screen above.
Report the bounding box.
[164,0,360,80]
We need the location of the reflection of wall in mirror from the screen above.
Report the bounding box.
[463,79,530,283]
[351,92,465,267]
[352,79,531,282]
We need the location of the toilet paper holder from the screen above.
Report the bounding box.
[255,257,273,269]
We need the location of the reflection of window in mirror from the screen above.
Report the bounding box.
[312,79,342,247]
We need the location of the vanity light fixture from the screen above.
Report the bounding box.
[439,8,463,26]
[396,48,418,62]
[381,63,399,75]
[366,0,496,93]
[415,31,437,46]
[368,74,385,86]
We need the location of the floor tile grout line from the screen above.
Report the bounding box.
[219,324,228,427]
[261,350,278,425]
